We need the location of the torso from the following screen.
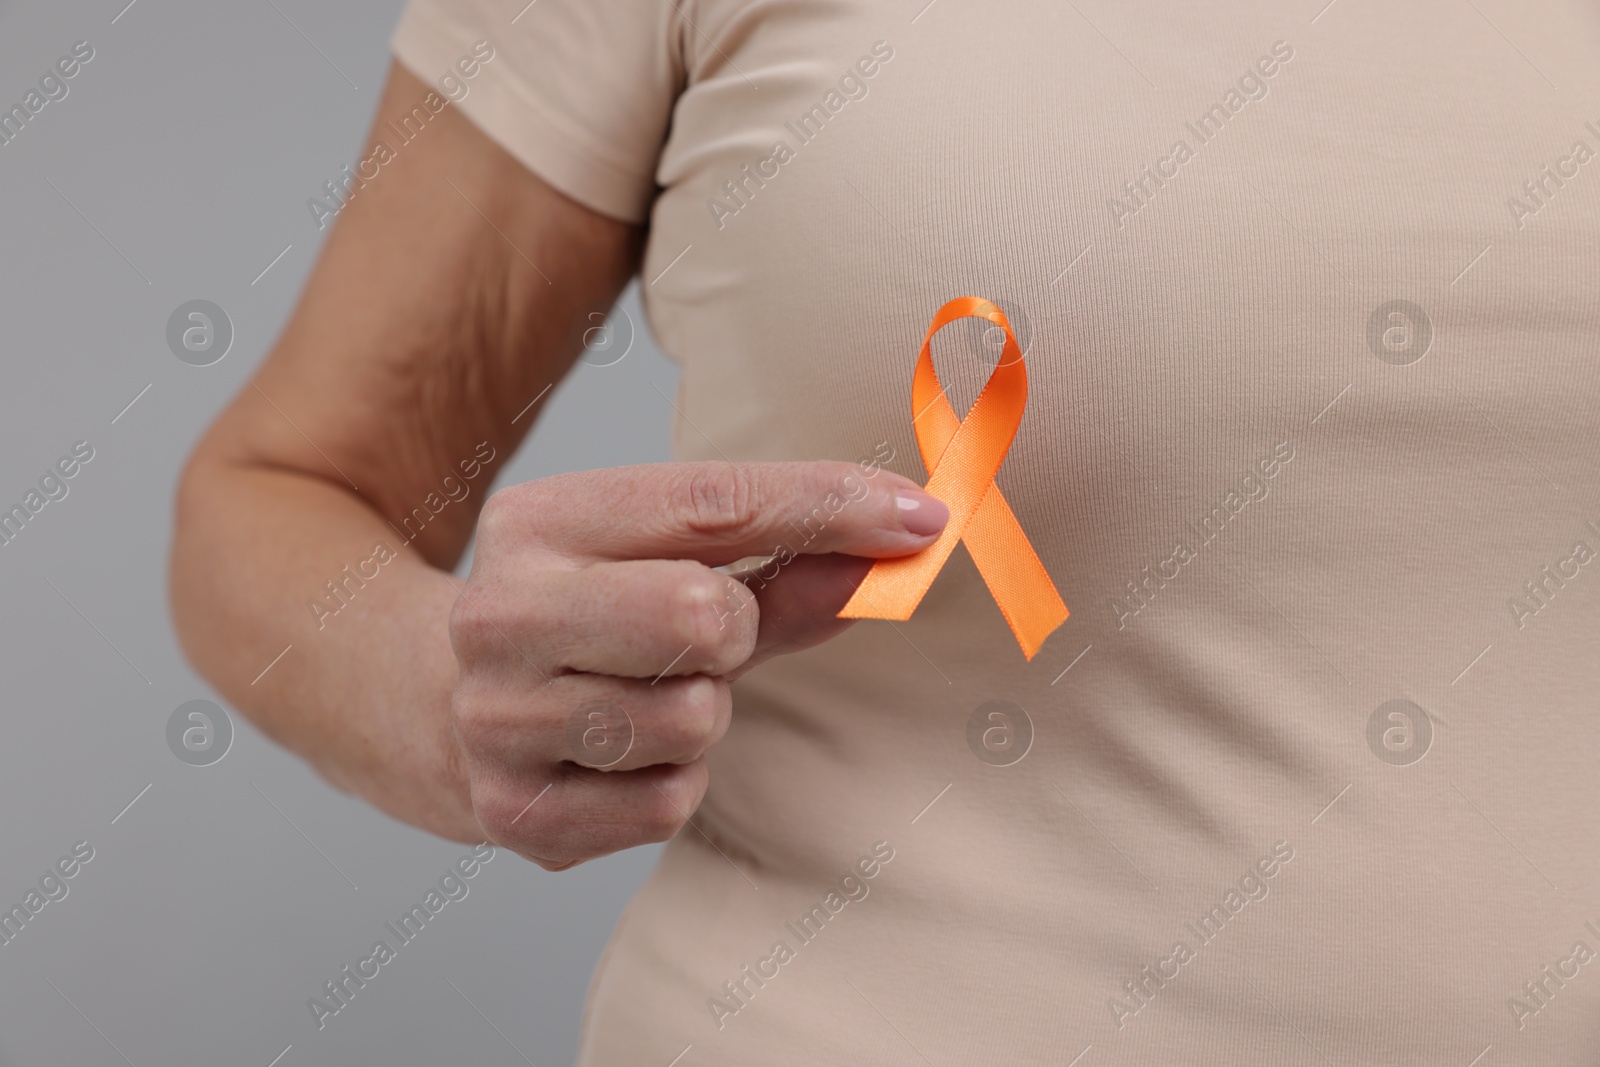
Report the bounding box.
[582,2,1600,1062]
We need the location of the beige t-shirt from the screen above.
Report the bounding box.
[394,2,1600,1063]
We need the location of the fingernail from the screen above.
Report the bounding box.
[895,490,949,537]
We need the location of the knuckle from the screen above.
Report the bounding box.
[448,686,501,752]
[471,779,574,869]
[677,465,758,539]
[477,481,557,548]
[446,584,492,650]
[449,574,558,673]
[670,565,726,641]
[562,697,633,767]
[661,676,725,755]
[447,581,519,669]
[640,794,690,843]
[474,486,518,545]
[452,679,552,758]
[665,567,754,671]
[640,767,705,841]
[471,782,537,842]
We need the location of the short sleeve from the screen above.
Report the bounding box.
[390,0,683,224]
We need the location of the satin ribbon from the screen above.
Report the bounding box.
[838,296,1068,660]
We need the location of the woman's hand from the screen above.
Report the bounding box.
[449,461,946,869]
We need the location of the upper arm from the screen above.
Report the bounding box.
[191,60,645,567]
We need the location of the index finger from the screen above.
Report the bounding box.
[512,460,949,566]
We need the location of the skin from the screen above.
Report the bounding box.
[170,62,948,871]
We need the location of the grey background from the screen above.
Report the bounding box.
[0,1,674,1063]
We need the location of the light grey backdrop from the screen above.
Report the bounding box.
[0,2,674,1064]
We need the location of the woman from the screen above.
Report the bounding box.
[172,0,1600,1061]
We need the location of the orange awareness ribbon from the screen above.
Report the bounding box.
[838,296,1069,660]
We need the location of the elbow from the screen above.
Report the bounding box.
[168,442,211,677]
[167,424,236,687]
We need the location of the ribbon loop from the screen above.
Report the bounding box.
[838,297,1068,660]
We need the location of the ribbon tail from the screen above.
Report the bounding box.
[837,521,964,621]
[961,484,1069,660]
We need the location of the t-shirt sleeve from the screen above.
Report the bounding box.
[390,0,683,224]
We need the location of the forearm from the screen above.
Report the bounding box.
[166,60,642,845]
[171,452,478,841]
